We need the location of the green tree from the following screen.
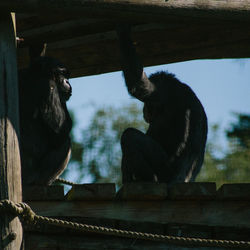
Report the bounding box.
[222,114,250,183]
[63,103,147,186]
[227,114,250,149]
[65,104,250,188]
[60,111,84,180]
[196,124,226,186]
[197,113,250,186]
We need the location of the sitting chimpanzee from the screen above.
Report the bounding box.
[116,25,208,186]
[19,55,72,185]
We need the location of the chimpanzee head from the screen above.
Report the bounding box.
[30,56,72,102]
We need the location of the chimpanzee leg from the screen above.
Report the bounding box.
[22,138,71,185]
[121,128,169,183]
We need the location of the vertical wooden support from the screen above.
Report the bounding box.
[0,13,23,250]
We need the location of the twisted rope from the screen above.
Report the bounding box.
[1,199,250,248]
[54,177,76,186]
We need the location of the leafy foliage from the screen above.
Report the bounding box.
[227,114,250,149]
[63,103,147,186]
[197,113,250,187]
[64,105,250,188]
[60,111,84,180]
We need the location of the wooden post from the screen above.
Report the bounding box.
[0,12,23,250]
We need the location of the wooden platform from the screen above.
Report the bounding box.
[1,0,250,77]
[23,182,250,250]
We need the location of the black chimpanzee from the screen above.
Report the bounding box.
[117,25,208,186]
[19,56,72,185]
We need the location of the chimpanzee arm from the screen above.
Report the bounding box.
[116,25,155,101]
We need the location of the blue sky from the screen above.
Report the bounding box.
[65,58,250,183]
[67,58,250,158]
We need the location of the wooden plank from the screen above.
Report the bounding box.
[116,183,168,200]
[2,0,250,23]
[16,13,84,31]
[0,12,23,250]
[16,21,250,78]
[66,183,116,201]
[217,183,250,200]
[28,215,250,243]
[23,185,65,201]
[169,183,216,200]
[24,233,229,250]
[4,0,250,78]
[22,213,250,247]
[27,200,250,228]
[16,17,114,46]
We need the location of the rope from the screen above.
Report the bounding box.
[1,199,250,248]
[54,177,77,186]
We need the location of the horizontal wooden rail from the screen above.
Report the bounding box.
[2,0,250,23]
[28,199,250,229]
[23,183,250,249]
[9,0,250,77]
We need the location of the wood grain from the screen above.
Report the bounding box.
[27,199,250,228]
[0,12,23,250]
[66,183,116,201]
[16,21,250,78]
[23,185,65,201]
[2,0,250,22]
[168,182,216,200]
[116,182,168,200]
[3,0,249,78]
[24,233,229,250]
[217,183,250,200]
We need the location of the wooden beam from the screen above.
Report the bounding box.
[16,20,250,78]
[0,13,23,250]
[28,200,250,228]
[217,183,250,200]
[17,18,113,46]
[23,185,65,201]
[2,0,250,23]
[5,1,250,78]
[66,183,116,201]
[168,182,216,200]
[24,233,229,250]
[116,183,168,200]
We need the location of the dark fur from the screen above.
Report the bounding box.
[117,26,208,186]
[19,56,72,185]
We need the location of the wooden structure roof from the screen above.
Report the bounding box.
[1,0,250,77]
